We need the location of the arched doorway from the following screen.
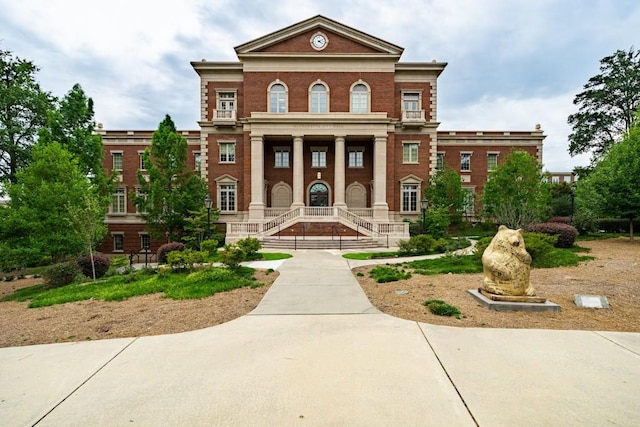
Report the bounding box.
[309,182,329,207]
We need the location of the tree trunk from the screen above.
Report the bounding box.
[630,217,635,241]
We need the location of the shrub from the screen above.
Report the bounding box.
[219,244,245,269]
[548,216,571,224]
[522,232,556,263]
[369,266,411,283]
[527,222,578,248]
[110,255,130,268]
[398,234,437,255]
[424,207,450,239]
[473,236,493,261]
[157,242,186,264]
[237,237,261,257]
[167,249,208,271]
[200,239,219,254]
[43,262,81,288]
[77,254,110,279]
[424,299,461,318]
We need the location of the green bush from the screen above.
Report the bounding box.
[473,233,556,264]
[237,237,261,257]
[157,242,185,264]
[110,255,130,268]
[43,262,81,288]
[424,207,450,239]
[423,299,461,318]
[526,222,578,248]
[200,239,219,254]
[77,254,110,279]
[473,236,493,261]
[167,249,208,271]
[369,266,411,283]
[219,244,245,269]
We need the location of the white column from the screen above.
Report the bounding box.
[292,135,304,207]
[373,136,389,220]
[334,136,346,208]
[248,135,265,219]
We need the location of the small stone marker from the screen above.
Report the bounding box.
[574,294,609,309]
[395,290,408,295]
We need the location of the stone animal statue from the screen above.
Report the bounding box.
[481,225,535,296]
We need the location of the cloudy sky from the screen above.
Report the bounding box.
[1,0,638,172]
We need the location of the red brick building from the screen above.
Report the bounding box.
[98,16,544,254]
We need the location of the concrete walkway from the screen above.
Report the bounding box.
[1,250,639,426]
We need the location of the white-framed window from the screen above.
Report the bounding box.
[311,147,327,168]
[269,82,287,113]
[401,184,419,213]
[112,233,124,252]
[460,153,472,172]
[217,91,236,111]
[194,152,201,171]
[219,142,235,163]
[140,234,151,252]
[563,175,572,183]
[111,187,126,214]
[112,152,123,171]
[552,176,560,184]
[350,82,369,113]
[402,92,420,112]
[436,152,445,171]
[220,184,236,212]
[462,188,475,217]
[402,142,419,164]
[274,147,290,168]
[487,152,499,171]
[348,147,364,168]
[138,151,149,171]
[310,82,329,113]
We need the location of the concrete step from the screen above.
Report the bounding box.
[261,237,387,250]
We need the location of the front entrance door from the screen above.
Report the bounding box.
[309,183,329,207]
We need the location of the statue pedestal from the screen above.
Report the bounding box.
[467,289,561,313]
[479,289,547,303]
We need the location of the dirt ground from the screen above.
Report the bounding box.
[0,238,638,348]
[355,238,640,332]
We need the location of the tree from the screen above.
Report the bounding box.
[4,142,99,263]
[568,47,640,165]
[482,150,551,229]
[133,115,207,241]
[549,182,574,217]
[39,83,110,190]
[66,193,108,279]
[576,117,640,239]
[424,165,465,225]
[0,49,55,185]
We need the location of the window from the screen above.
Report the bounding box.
[403,142,419,164]
[487,153,498,171]
[219,184,236,212]
[436,153,445,171]
[351,83,369,113]
[219,142,235,163]
[348,148,364,168]
[113,234,124,252]
[402,92,420,111]
[462,188,475,217]
[111,187,126,214]
[401,184,419,212]
[269,83,287,113]
[552,176,560,184]
[140,234,151,252]
[217,92,236,111]
[311,148,327,168]
[135,187,147,214]
[194,152,201,171]
[460,153,472,172]
[274,147,290,168]
[563,175,572,183]
[112,152,123,171]
[139,152,148,171]
[310,83,328,113]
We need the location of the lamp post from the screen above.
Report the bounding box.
[204,194,212,240]
[420,197,429,235]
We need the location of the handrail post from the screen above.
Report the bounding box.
[294,235,297,251]
[340,235,342,251]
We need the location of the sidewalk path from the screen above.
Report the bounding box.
[1,249,639,426]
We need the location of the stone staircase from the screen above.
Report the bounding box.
[261,236,387,250]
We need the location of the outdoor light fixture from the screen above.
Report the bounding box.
[421,197,429,235]
[204,194,213,239]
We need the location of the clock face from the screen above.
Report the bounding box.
[311,33,327,50]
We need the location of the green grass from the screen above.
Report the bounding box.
[343,238,471,260]
[531,246,594,268]
[252,252,292,261]
[2,266,264,308]
[369,266,412,283]
[408,255,482,275]
[423,299,462,318]
[577,233,626,241]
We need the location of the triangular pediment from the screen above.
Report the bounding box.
[234,15,403,57]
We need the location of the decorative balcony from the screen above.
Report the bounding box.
[211,109,237,127]
[401,110,427,128]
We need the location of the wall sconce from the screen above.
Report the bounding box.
[317,171,321,179]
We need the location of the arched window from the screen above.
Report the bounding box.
[310,83,328,113]
[351,83,369,113]
[269,83,287,113]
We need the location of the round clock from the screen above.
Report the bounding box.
[311,33,328,50]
